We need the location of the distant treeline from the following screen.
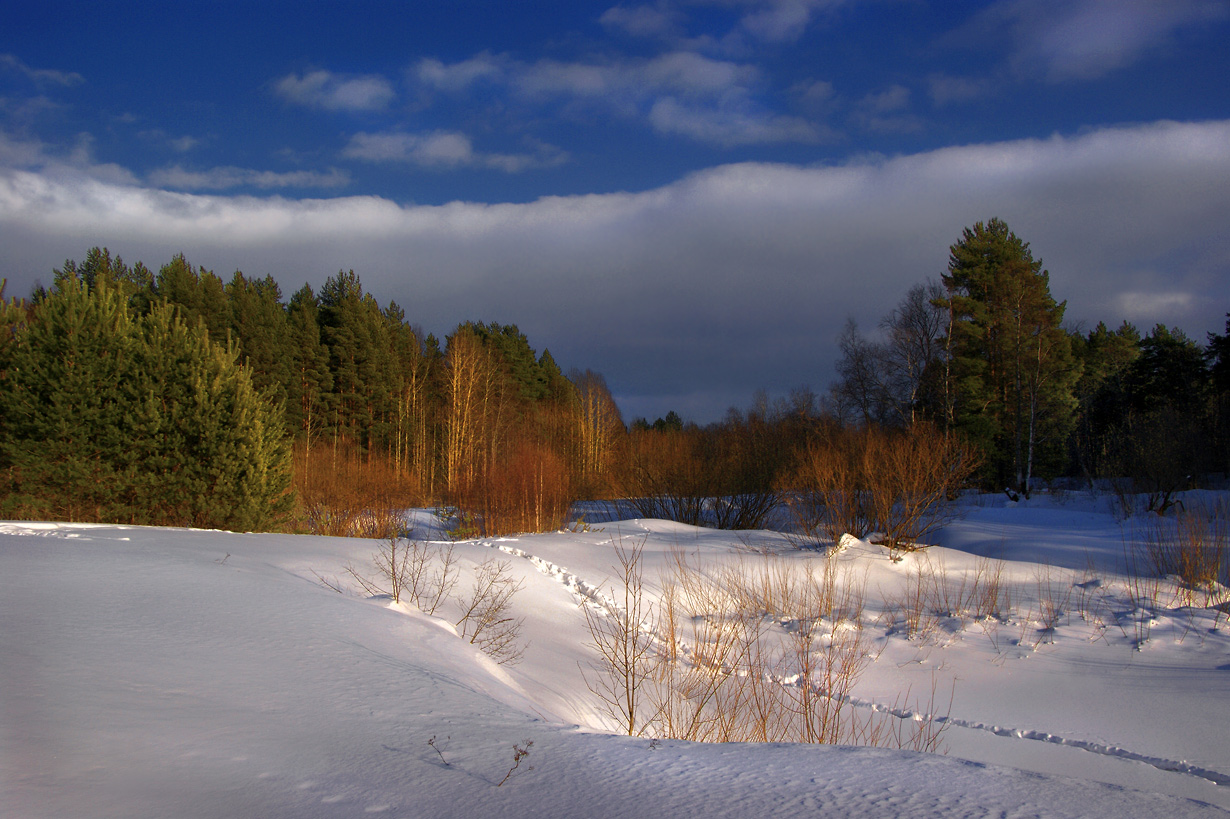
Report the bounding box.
[2,223,1228,534]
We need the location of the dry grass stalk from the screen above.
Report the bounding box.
[1032,564,1073,645]
[971,556,1010,621]
[896,557,938,641]
[1142,501,1229,604]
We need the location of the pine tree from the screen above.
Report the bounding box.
[1070,321,1141,480]
[154,254,232,346]
[285,284,334,453]
[318,270,392,454]
[940,218,1078,493]
[0,276,134,521]
[0,275,293,529]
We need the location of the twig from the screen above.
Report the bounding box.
[497,740,533,786]
[427,735,450,766]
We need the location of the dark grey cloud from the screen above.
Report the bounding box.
[2,120,1228,422]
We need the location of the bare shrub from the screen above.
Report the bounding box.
[614,425,782,530]
[616,429,709,525]
[456,558,526,665]
[781,424,980,552]
[582,535,659,735]
[458,440,576,537]
[865,424,983,551]
[345,535,458,614]
[781,428,874,548]
[295,438,421,537]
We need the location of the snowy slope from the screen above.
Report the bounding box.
[2,496,1228,818]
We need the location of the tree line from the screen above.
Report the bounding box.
[2,221,1226,536]
[0,249,626,534]
[828,218,1230,504]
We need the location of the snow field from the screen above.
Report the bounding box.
[2,492,1228,817]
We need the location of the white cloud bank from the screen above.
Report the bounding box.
[2,119,1228,421]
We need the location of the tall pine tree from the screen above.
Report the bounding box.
[940,218,1078,493]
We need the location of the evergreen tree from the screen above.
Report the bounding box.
[0,276,135,520]
[0,275,292,529]
[154,254,232,346]
[1208,315,1230,475]
[1100,324,1212,505]
[318,270,392,452]
[1123,325,1209,417]
[285,284,334,448]
[225,270,293,404]
[940,218,1078,493]
[466,321,551,402]
[54,247,154,304]
[1069,321,1141,480]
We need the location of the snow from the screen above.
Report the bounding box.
[3,493,1229,818]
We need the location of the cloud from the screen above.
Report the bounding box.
[138,130,204,153]
[926,74,992,106]
[513,51,758,101]
[413,50,820,146]
[601,1,848,46]
[851,84,924,133]
[0,130,138,186]
[1113,290,1196,324]
[971,0,1230,82]
[274,70,395,111]
[0,54,84,87]
[341,131,567,172]
[649,98,823,145]
[414,53,507,93]
[147,165,351,191]
[736,0,843,43]
[0,131,49,167]
[2,119,1228,422]
[599,0,849,49]
[600,3,682,38]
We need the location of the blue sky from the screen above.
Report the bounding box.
[3,1,1230,422]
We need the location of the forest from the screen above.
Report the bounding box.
[1,218,1228,536]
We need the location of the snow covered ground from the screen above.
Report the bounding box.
[3,492,1228,818]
